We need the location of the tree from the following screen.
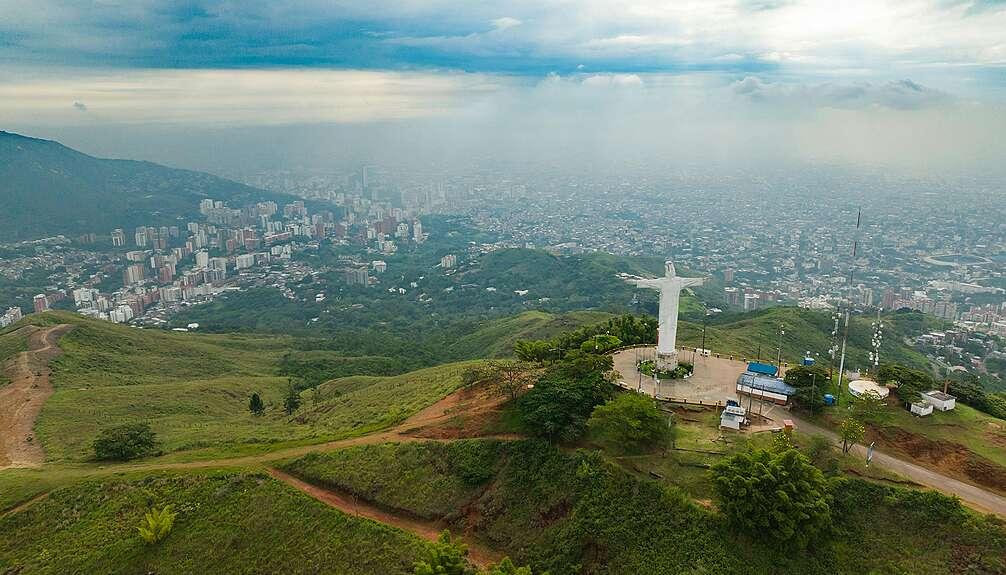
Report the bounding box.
[579,334,622,354]
[481,558,547,575]
[513,339,554,363]
[414,531,475,575]
[517,367,614,442]
[876,363,932,405]
[849,391,886,423]
[587,392,670,454]
[284,386,302,415]
[92,423,157,461]
[462,364,493,388]
[783,364,829,413]
[249,392,265,416]
[711,448,832,546]
[839,417,865,454]
[137,505,177,544]
[486,360,537,401]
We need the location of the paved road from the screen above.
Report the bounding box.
[785,413,1006,517]
[612,347,1006,518]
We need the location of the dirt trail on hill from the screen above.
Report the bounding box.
[0,324,72,469]
[269,468,501,568]
[106,383,518,474]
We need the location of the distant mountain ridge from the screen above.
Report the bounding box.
[0,131,298,241]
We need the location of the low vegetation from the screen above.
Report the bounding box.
[283,439,1006,575]
[0,471,431,574]
[0,325,28,386]
[24,312,476,461]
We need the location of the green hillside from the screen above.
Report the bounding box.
[0,327,28,387]
[0,471,428,574]
[0,131,301,241]
[24,312,472,461]
[282,440,1006,575]
[446,310,615,359]
[677,307,935,370]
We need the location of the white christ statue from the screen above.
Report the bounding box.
[626,261,704,370]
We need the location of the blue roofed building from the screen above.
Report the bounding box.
[736,372,796,405]
[746,362,779,377]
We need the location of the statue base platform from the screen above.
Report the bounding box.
[655,351,679,372]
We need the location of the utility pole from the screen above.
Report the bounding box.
[776,323,785,367]
[810,372,817,413]
[837,207,862,405]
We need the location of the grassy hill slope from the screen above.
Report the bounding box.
[23,312,473,461]
[0,327,28,387]
[677,307,935,370]
[282,439,1006,575]
[0,471,428,575]
[0,131,301,241]
[446,310,616,359]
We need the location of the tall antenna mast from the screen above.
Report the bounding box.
[836,207,861,392]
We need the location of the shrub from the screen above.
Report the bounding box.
[249,392,265,416]
[587,392,670,453]
[482,558,546,575]
[711,448,832,546]
[92,423,157,461]
[414,530,475,575]
[137,505,177,544]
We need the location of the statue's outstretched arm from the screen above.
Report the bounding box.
[628,278,663,289]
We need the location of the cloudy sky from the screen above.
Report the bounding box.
[2,0,1005,174]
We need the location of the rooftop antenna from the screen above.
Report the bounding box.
[836,207,861,392]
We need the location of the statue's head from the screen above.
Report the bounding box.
[664,260,676,277]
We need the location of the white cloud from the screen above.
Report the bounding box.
[491,16,521,31]
[731,76,952,109]
[0,69,503,125]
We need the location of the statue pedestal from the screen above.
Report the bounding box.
[656,350,679,372]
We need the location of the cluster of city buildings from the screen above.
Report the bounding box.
[6,188,430,326]
[0,306,22,328]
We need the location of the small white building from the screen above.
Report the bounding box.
[910,401,934,417]
[720,405,746,430]
[923,390,956,412]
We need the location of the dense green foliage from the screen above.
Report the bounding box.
[587,392,670,453]
[92,423,158,461]
[947,372,1006,419]
[784,364,831,412]
[516,356,615,442]
[0,472,430,574]
[285,439,1006,575]
[414,531,475,575]
[711,448,832,546]
[877,363,934,404]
